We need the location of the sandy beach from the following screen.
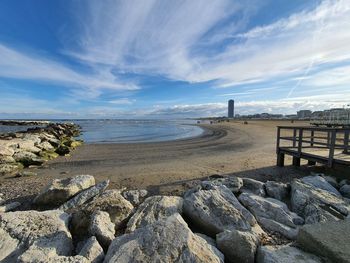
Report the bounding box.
[0,120,320,201]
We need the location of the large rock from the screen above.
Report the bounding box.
[303,203,341,224]
[322,175,339,189]
[242,178,266,197]
[301,175,341,196]
[104,213,224,263]
[78,236,104,263]
[297,219,350,263]
[216,229,259,263]
[340,185,350,199]
[89,211,115,249]
[238,193,303,227]
[34,175,96,206]
[126,195,183,232]
[238,193,302,239]
[13,150,44,166]
[291,179,349,223]
[183,182,256,236]
[37,141,55,151]
[265,181,290,201]
[210,176,243,193]
[257,217,299,240]
[0,145,14,156]
[122,189,148,206]
[0,210,73,262]
[59,180,109,211]
[0,163,23,174]
[83,190,134,230]
[0,155,16,164]
[257,245,321,263]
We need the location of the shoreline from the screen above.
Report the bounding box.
[0,120,320,204]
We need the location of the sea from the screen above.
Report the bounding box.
[0,119,204,143]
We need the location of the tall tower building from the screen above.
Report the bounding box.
[228,99,234,118]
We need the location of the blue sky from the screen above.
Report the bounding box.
[0,0,349,118]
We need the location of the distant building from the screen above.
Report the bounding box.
[228,100,234,118]
[297,110,312,119]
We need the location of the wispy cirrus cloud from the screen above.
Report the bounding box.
[0,44,139,94]
[66,0,350,91]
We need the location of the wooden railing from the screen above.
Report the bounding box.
[276,126,350,168]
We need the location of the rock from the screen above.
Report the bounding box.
[0,201,21,212]
[340,185,350,199]
[0,155,16,164]
[37,141,55,151]
[78,236,104,263]
[257,217,298,240]
[0,145,14,156]
[238,193,303,227]
[183,182,256,236]
[82,189,134,230]
[210,176,243,193]
[89,211,115,249]
[340,179,350,188]
[0,210,73,262]
[242,178,266,196]
[55,145,71,156]
[39,150,60,160]
[104,213,224,263]
[291,179,350,223]
[15,171,37,177]
[59,180,109,211]
[126,195,183,232]
[122,189,148,206]
[216,229,259,263]
[265,181,290,201]
[257,245,322,263]
[322,175,339,189]
[303,203,341,224]
[297,219,350,263]
[301,175,341,196]
[13,151,44,167]
[34,175,96,206]
[70,140,82,149]
[49,255,89,263]
[195,233,217,247]
[0,163,23,174]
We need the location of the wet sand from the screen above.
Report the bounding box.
[0,120,317,200]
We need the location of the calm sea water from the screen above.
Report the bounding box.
[0,119,203,143]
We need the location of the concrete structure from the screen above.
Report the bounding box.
[228,100,234,118]
[297,110,312,119]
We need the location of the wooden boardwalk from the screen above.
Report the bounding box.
[276,126,350,168]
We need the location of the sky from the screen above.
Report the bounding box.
[0,0,349,119]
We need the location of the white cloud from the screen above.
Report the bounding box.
[0,44,139,94]
[108,98,135,105]
[67,0,250,80]
[66,0,350,91]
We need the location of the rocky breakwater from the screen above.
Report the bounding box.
[1,173,350,262]
[0,122,82,175]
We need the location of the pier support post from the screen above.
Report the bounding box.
[277,153,285,167]
[292,156,300,167]
[344,130,349,154]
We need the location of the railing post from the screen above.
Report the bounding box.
[310,130,314,147]
[328,130,336,167]
[293,128,297,148]
[344,130,349,154]
[327,131,330,147]
[298,128,303,157]
[276,127,281,154]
